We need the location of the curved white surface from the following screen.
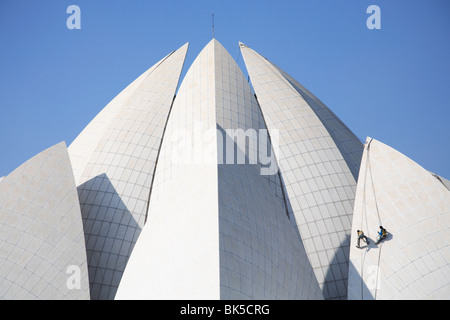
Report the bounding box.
[0,142,89,299]
[240,42,363,299]
[348,138,450,300]
[116,39,322,300]
[68,43,188,299]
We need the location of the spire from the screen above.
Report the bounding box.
[212,13,215,38]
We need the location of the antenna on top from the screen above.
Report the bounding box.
[212,13,215,38]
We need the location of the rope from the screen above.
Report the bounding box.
[367,141,382,226]
[360,140,371,299]
[359,138,384,299]
[366,138,384,299]
[374,243,383,299]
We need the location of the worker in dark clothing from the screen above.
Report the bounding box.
[356,230,369,248]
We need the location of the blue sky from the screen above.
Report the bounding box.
[1,0,449,179]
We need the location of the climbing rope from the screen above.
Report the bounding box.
[367,143,382,227]
[366,139,384,299]
[374,241,383,299]
[359,138,384,299]
[360,139,371,299]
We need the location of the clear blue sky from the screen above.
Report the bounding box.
[1,0,449,179]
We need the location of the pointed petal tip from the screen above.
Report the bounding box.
[178,42,189,51]
[210,37,220,45]
[58,140,68,148]
[204,38,226,51]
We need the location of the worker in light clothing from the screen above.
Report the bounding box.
[356,230,369,248]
